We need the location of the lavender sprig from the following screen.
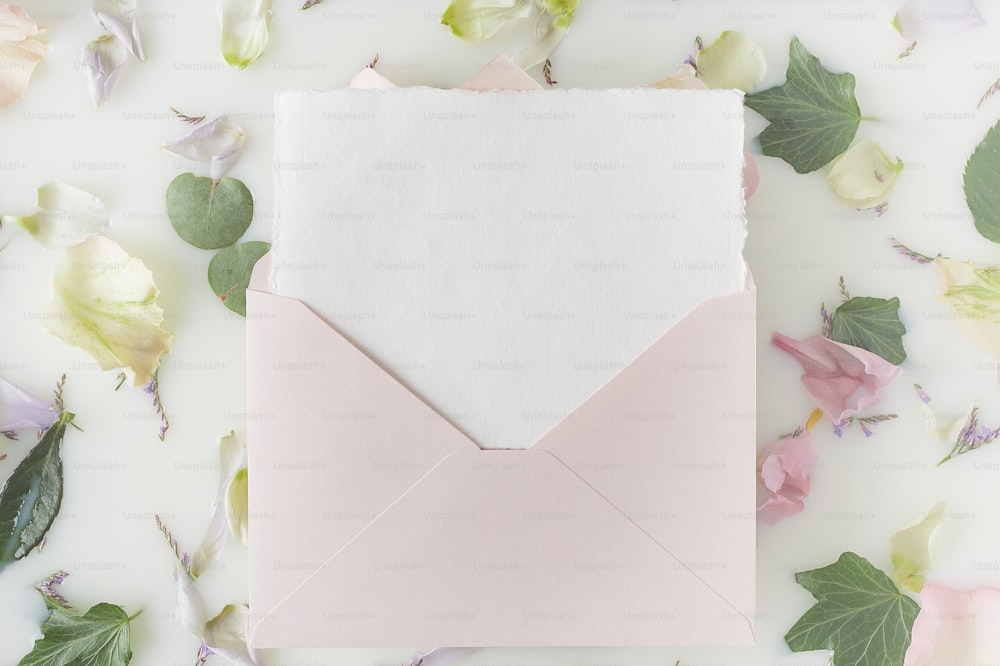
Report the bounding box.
[146,370,169,441]
[838,275,851,302]
[543,59,557,86]
[891,238,938,264]
[978,76,1000,109]
[37,570,72,610]
[820,303,833,338]
[938,406,1000,465]
[833,413,897,438]
[156,514,194,578]
[171,107,206,125]
[897,41,916,60]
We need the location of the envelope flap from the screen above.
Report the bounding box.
[247,288,479,621]
[460,54,543,91]
[534,289,756,618]
[250,450,754,648]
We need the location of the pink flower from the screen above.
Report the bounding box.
[904,584,1000,665]
[756,433,820,525]
[772,332,902,423]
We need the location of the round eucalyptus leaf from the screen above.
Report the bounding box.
[166,173,253,250]
[208,241,271,316]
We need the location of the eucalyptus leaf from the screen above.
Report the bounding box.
[785,552,919,666]
[830,296,907,365]
[207,241,271,316]
[745,37,862,174]
[963,118,1000,243]
[18,600,133,666]
[0,411,73,570]
[166,173,253,250]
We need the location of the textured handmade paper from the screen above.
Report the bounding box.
[272,87,746,449]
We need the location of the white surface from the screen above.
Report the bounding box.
[272,87,745,450]
[0,1,999,665]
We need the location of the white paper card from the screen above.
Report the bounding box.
[273,88,746,449]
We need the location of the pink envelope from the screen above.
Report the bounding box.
[247,57,756,648]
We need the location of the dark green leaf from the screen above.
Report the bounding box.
[785,552,919,666]
[0,412,73,570]
[830,296,907,364]
[19,601,133,666]
[964,118,1000,243]
[745,37,862,174]
[207,241,271,316]
[166,173,253,250]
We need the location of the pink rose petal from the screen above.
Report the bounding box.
[0,4,48,108]
[756,433,820,525]
[905,584,1000,665]
[743,151,759,199]
[772,332,902,423]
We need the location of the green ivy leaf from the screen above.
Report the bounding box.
[166,173,253,250]
[0,411,73,570]
[19,601,134,666]
[829,296,907,365]
[963,118,1000,243]
[785,552,920,666]
[208,241,271,316]
[745,37,862,174]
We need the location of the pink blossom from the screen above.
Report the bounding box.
[756,433,820,525]
[772,332,902,423]
[904,584,1000,665]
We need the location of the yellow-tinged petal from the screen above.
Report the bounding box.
[225,468,248,545]
[695,31,766,92]
[0,3,48,108]
[890,502,945,593]
[826,139,904,209]
[805,408,824,431]
[935,257,1000,359]
[44,235,172,387]
[441,0,532,41]
[219,0,273,69]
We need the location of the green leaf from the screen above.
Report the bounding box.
[963,118,1000,243]
[207,241,271,316]
[785,552,920,666]
[166,173,253,250]
[18,601,133,666]
[745,37,862,174]
[0,411,73,570]
[829,296,907,365]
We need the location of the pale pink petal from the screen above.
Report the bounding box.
[0,4,48,108]
[649,63,707,90]
[757,434,820,525]
[904,584,1000,665]
[772,333,902,422]
[743,151,759,199]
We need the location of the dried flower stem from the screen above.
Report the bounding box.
[838,276,851,302]
[37,570,72,610]
[301,0,323,8]
[171,107,205,125]
[897,41,916,60]
[833,413,897,438]
[368,53,379,70]
[156,514,194,578]
[543,59,557,86]
[938,407,1000,465]
[820,303,833,338]
[147,370,169,441]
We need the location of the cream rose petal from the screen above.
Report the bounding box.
[44,235,172,387]
[517,0,577,69]
[935,257,1000,359]
[219,0,273,69]
[81,33,130,107]
[203,604,259,666]
[889,502,945,592]
[2,181,111,249]
[191,431,244,576]
[695,30,766,93]
[92,0,145,61]
[893,0,985,42]
[225,468,248,546]
[0,3,48,108]
[827,139,904,209]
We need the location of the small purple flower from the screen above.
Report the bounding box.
[860,422,874,438]
[0,376,57,432]
[833,420,849,438]
[914,383,931,404]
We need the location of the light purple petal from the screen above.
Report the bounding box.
[0,376,57,431]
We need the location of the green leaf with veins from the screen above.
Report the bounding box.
[785,552,919,666]
[18,600,135,666]
[0,411,73,570]
[208,241,271,316]
[166,173,253,250]
[830,296,907,365]
[745,37,862,174]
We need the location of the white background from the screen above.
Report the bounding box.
[1,1,1000,665]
